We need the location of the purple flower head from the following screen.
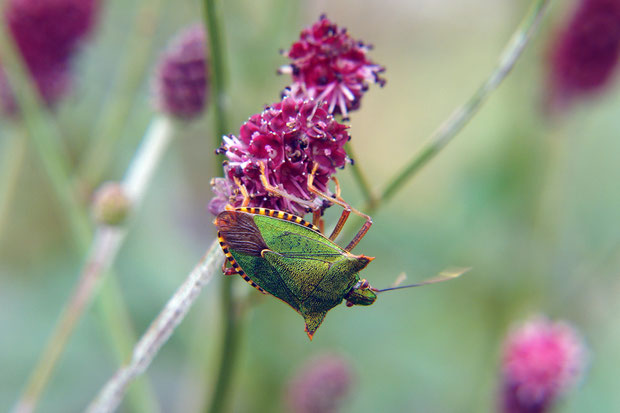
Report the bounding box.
[547,0,620,110]
[500,316,586,413]
[1,0,98,114]
[285,354,353,413]
[6,0,99,70]
[209,96,351,216]
[279,14,385,119]
[153,25,209,120]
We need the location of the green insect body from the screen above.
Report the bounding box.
[215,207,376,340]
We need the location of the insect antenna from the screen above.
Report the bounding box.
[371,268,470,293]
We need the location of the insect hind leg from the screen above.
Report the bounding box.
[307,162,372,252]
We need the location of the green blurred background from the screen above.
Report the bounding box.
[2,0,619,412]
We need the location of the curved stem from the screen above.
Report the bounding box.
[345,142,377,209]
[377,0,551,210]
[76,0,166,188]
[11,117,172,413]
[86,241,224,413]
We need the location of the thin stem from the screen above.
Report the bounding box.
[202,2,241,413]
[76,0,166,188]
[0,126,27,240]
[12,117,173,413]
[204,0,229,149]
[344,142,377,209]
[1,2,162,413]
[0,17,90,244]
[377,0,551,209]
[86,241,224,413]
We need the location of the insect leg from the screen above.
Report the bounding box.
[221,260,237,276]
[312,209,326,234]
[258,161,316,211]
[232,176,251,207]
[307,163,372,252]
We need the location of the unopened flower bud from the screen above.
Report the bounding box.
[92,182,131,226]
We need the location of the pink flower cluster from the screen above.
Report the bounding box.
[1,0,99,113]
[279,14,385,119]
[500,317,586,413]
[210,15,384,215]
[209,96,350,215]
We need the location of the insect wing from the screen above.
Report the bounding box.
[253,215,346,302]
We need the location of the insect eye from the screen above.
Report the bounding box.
[361,279,370,289]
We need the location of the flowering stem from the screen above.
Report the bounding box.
[86,241,224,413]
[76,0,166,189]
[204,0,229,152]
[11,117,173,413]
[0,17,148,413]
[202,2,243,413]
[377,0,551,210]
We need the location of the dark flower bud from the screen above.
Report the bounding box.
[153,25,209,120]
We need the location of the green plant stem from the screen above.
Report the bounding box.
[0,126,27,240]
[344,142,377,209]
[76,0,166,188]
[86,241,224,413]
[204,0,229,151]
[202,1,240,413]
[376,0,551,211]
[0,19,160,413]
[12,117,173,413]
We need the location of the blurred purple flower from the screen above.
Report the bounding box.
[209,96,351,216]
[500,316,586,413]
[547,0,620,110]
[285,354,353,413]
[279,14,385,119]
[153,25,209,120]
[1,0,99,113]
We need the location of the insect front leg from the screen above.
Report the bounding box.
[258,161,317,211]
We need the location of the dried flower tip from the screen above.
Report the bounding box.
[279,14,385,119]
[210,96,351,216]
[92,182,131,226]
[285,354,353,413]
[500,316,586,413]
[153,24,209,120]
[546,0,620,111]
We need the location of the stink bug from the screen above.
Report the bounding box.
[214,162,464,339]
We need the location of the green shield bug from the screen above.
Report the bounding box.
[214,162,465,339]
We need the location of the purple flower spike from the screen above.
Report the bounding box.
[547,0,620,110]
[279,15,385,119]
[285,354,353,413]
[153,25,209,120]
[209,96,351,216]
[500,316,586,413]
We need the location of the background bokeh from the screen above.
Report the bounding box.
[1,0,619,412]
